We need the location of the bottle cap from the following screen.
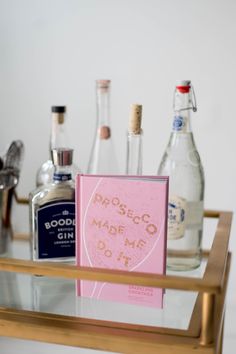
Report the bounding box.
[129,104,142,134]
[52,148,73,166]
[176,80,191,93]
[51,106,66,113]
[96,80,111,89]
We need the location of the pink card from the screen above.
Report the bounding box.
[76,174,169,308]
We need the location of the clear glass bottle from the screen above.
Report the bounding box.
[30,148,75,262]
[36,106,78,187]
[126,104,143,175]
[158,81,205,271]
[87,80,119,174]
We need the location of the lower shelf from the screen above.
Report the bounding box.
[0,210,233,354]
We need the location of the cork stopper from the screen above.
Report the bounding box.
[52,106,66,125]
[128,104,142,134]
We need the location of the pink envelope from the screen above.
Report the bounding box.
[76,174,168,308]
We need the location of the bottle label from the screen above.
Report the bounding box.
[168,197,204,239]
[168,195,186,239]
[53,173,72,182]
[172,115,187,132]
[37,201,75,259]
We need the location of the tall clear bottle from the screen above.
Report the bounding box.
[126,104,143,175]
[36,106,78,187]
[87,80,119,174]
[158,81,204,271]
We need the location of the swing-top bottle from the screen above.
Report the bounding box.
[158,81,204,271]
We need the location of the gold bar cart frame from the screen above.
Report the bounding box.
[0,210,232,354]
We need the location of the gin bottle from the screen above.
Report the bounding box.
[158,81,204,271]
[36,106,78,187]
[87,80,119,174]
[30,148,75,262]
[126,104,143,175]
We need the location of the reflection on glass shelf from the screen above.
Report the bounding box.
[76,260,206,329]
[0,220,214,330]
[75,288,198,329]
[0,272,21,309]
[0,262,206,330]
[32,276,76,314]
[0,234,31,261]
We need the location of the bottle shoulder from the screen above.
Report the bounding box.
[158,133,205,185]
[40,159,53,167]
[30,181,75,207]
[160,132,202,162]
[37,160,54,173]
[167,132,196,146]
[36,160,54,187]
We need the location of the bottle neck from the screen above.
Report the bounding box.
[96,85,111,139]
[126,131,143,175]
[126,104,143,175]
[50,112,68,151]
[172,92,193,133]
[53,165,72,182]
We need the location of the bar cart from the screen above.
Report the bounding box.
[0,204,232,354]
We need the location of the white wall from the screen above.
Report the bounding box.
[0,0,236,353]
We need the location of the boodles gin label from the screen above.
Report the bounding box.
[37,202,75,259]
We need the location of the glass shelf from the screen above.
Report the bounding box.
[0,210,232,354]
[0,235,207,330]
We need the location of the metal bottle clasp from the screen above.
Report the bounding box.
[173,83,197,113]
